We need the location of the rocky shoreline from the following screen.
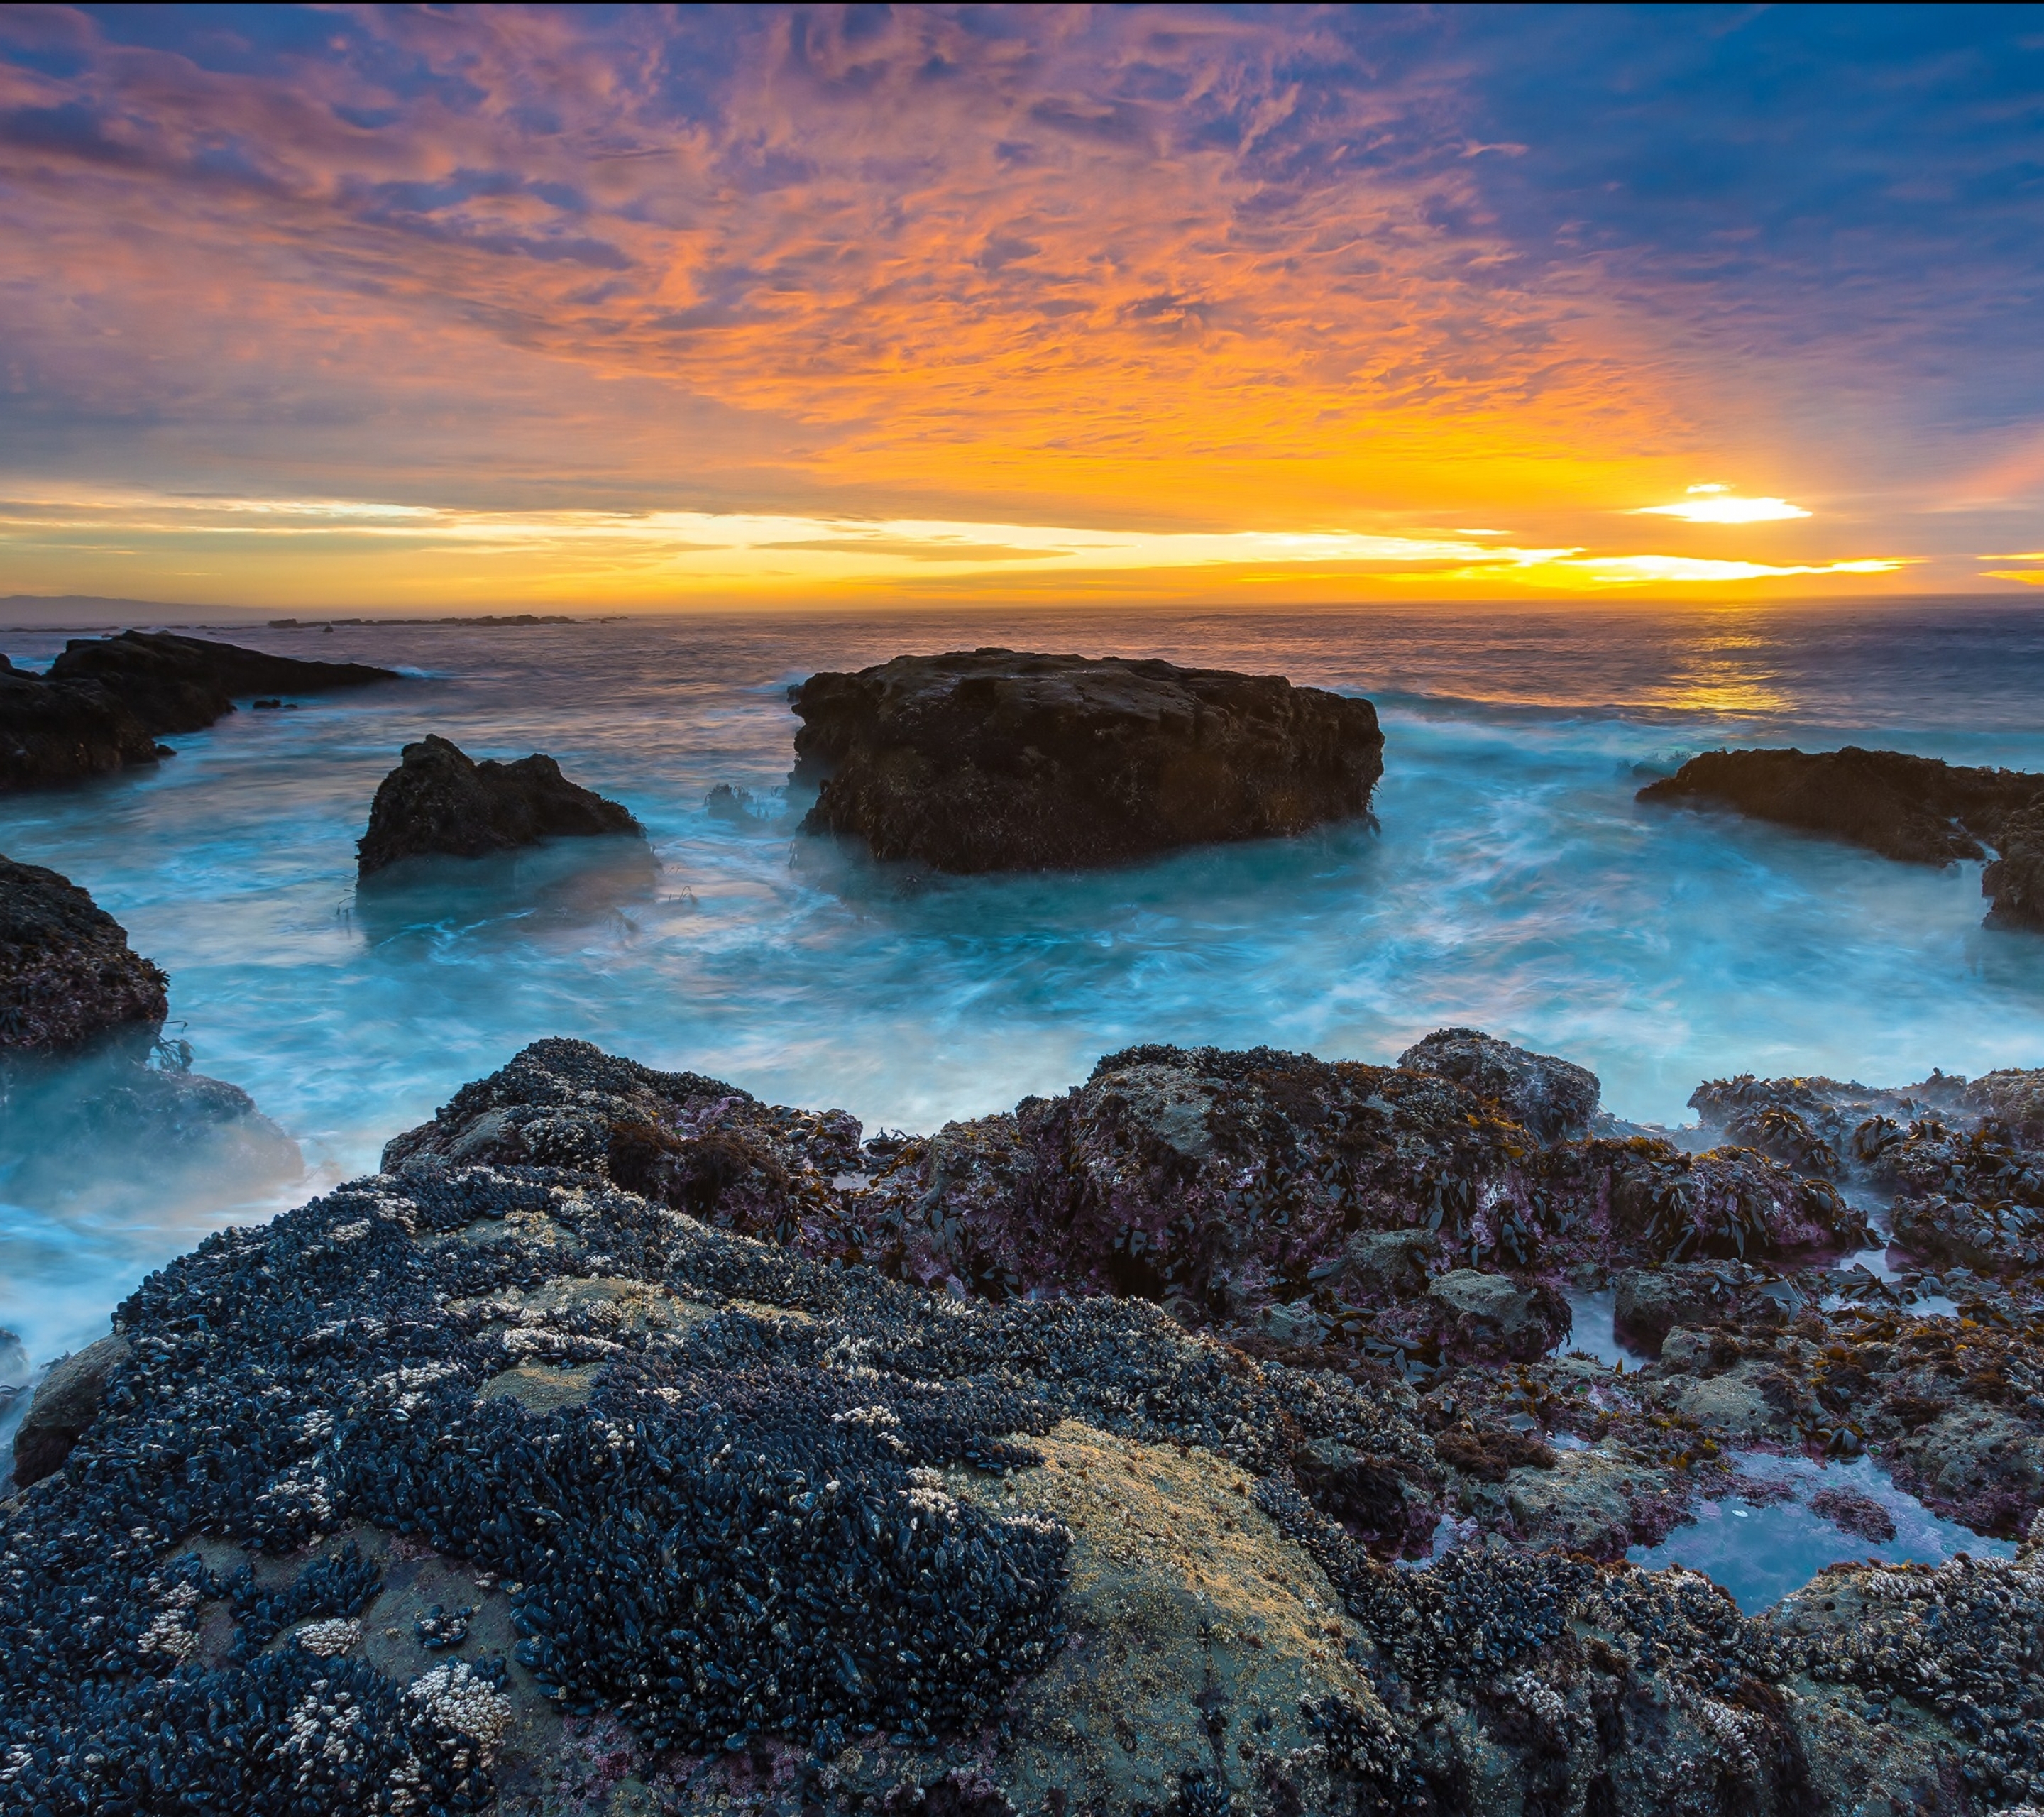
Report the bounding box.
[7,1033,2044,1814]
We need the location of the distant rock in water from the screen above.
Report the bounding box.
[356,733,643,877]
[1,630,398,790]
[1638,745,2044,930]
[0,855,167,1050]
[788,648,1385,872]
[46,629,397,735]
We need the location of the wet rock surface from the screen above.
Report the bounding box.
[1,630,397,790]
[10,1334,131,1488]
[358,735,645,877]
[1639,743,2044,930]
[0,657,162,789]
[0,854,167,1050]
[9,1035,2044,1812]
[45,628,397,737]
[788,649,1385,872]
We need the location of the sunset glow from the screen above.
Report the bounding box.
[2,5,2041,610]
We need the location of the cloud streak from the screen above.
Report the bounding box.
[0,4,2038,605]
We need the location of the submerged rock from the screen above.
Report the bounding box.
[1638,744,2044,929]
[356,734,644,877]
[0,854,167,1050]
[788,649,1384,872]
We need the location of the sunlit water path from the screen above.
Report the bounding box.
[3,600,2042,1552]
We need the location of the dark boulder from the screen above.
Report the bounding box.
[11,1334,129,1488]
[0,662,164,790]
[789,649,1384,872]
[356,734,644,877]
[1397,1027,1600,1143]
[0,855,167,1050]
[1638,745,2044,929]
[1984,803,2044,931]
[47,630,396,736]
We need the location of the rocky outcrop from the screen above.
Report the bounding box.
[0,658,163,789]
[9,1042,2044,1813]
[45,629,396,735]
[3,629,398,789]
[383,1033,1874,1408]
[1397,1026,1600,1141]
[9,1334,129,1488]
[356,735,644,877]
[2,630,397,790]
[1638,744,2044,929]
[789,649,1384,872]
[1984,802,2044,929]
[0,855,167,1050]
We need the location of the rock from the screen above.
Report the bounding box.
[789,649,1384,872]
[1395,1027,1600,1142]
[1639,745,2044,931]
[1612,1263,1784,1344]
[705,783,769,823]
[6,1039,2043,1812]
[0,855,167,1050]
[1807,1486,1896,1543]
[1984,803,2044,929]
[1890,1405,2044,1536]
[1339,1229,1434,1299]
[0,663,162,789]
[1,1057,301,1209]
[11,1334,129,1488]
[46,629,396,736]
[356,734,644,876]
[1650,1360,1801,1439]
[1966,1065,2044,1141]
[952,1422,1396,1817]
[1427,1269,1570,1361]
[1503,1448,1670,1558]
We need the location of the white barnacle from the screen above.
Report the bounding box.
[136,1579,202,1664]
[328,1220,372,1244]
[291,1617,362,1657]
[1505,1672,1569,1732]
[405,1659,513,1758]
[1693,1697,1762,1780]
[831,1404,901,1430]
[256,1466,334,1522]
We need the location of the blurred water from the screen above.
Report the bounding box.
[1,597,2042,1364]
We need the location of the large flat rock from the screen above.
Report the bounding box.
[789,649,1384,872]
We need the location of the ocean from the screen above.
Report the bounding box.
[3,597,2042,1367]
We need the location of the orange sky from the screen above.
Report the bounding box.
[3,5,2042,610]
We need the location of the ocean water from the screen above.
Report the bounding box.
[2,598,2042,1378]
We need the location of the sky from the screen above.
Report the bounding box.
[3,2,2043,611]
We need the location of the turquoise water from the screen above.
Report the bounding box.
[2,599,2043,1367]
[1628,1451,2016,1612]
